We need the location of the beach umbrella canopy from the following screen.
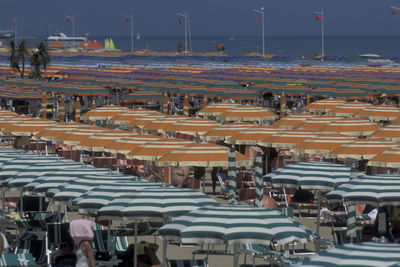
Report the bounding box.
[53,128,108,146]
[327,138,398,160]
[328,101,373,117]
[291,134,358,155]
[272,113,317,130]
[102,134,161,155]
[303,98,346,113]
[373,124,400,142]
[299,242,400,267]
[75,130,135,152]
[356,105,400,121]
[143,115,187,133]
[125,114,168,129]
[299,115,343,131]
[80,105,130,121]
[367,147,400,168]
[259,130,320,149]
[108,109,156,126]
[157,143,252,167]
[197,102,240,116]
[163,117,220,136]
[3,120,57,137]
[217,105,278,122]
[225,126,283,145]
[319,118,380,137]
[326,174,400,206]
[202,122,257,141]
[97,187,219,222]
[33,123,91,141]
[264,161,352,191]
[127,138,195,161]
[158,205,313,246]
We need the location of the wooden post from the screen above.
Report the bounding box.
[41,92,47,119]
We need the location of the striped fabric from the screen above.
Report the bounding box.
[0,253,35,266]
[97,188,219,222]
[299,242,400,267]
[254,151,263,207]
[183,95,190,117]
[326,174,400,206]
[217,106,278,122]
[158,205,314,246]
[264,161,351,191]
[368,147,400,168]
[346,204,357,238]
[228,145,237,204]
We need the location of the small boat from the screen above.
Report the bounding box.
[360,53,394,65]
[46,32,87,47]
[136,34,141,40]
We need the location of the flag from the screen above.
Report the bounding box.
[66,18,71,23]
[177,16,182,26]
[392,10,399,15]
[314,14,322,21]
[253,13,259,22]
[12,20,16,25]
[124,17,130,23]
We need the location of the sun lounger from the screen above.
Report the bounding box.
[242,244,281,267]
[168,259,207,267]
[0,253,36,266]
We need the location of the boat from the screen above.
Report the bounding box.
[45,32,87,47]
[360,53,394,65]
[136,34,141,40]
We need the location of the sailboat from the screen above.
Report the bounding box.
[104,38,120,51]
[104,38,110,50]
[136,34,141,40]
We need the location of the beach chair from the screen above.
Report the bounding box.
[0,253,36,266]
[216,172,228,196]
[241,244,280,267]
[168,259,207,267]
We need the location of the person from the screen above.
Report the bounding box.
[171,167,191,188]
[0,232,9,256]
[52,242,76,267]
[292,188,314,203]
[211,167,219,194]
[75,240,95,267]
[124,241,161,267]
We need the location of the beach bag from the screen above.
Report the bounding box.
[69,219,94,244]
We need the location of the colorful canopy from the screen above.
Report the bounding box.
[356,105,400,121]
[80,105,130,121]
[299,115,343,131]
[328,101,373,117]
[127,139,194,161]
[260,130,320,149]
[76,131,134,152]
[303,99,346,113]
[291,134,358,155]
[372,124,400,142]
[367,147,400,168]
[197,102,240,116]
[217,106,278,122]
[163,117,220,136]
[202,122,257,141]
[272,113,317,130]
[103,135,162,155]
[319,118,380,137]
[225,127,283,145]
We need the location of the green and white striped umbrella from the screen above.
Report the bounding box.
[254,151,263,207]
[299,242,400,267]
[22,168,110,195]
[326,174,400,206]
[97,187,219,222]
[264,161,352,191]
[52,174,141,203]
[75,182,164,214]
[228,145,237,204]
[5,162,83,190]
[158,205,314,246]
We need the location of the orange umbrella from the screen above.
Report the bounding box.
[319,118,380,137]
[291,134,358,155]
[125,114,168,129]
[272,113,317,130]
[355,105,400,121]
[217,105,278,122]
[34,123,91,141]
[89,40,104,50]
[3,120,57,136]
[327,101,372,117]
[76,130,136,152]
[373,124,400,142]
[54,128,109,146]
[202,122,258,141]
[259,130,320,149]
[49,40,65,48]
[225,126,283,145]
[108,109,156,125]
[103,135,162,155]
[327,138,398,160]
[163,117,220,136]
[143,115,187,133]
[80,105,130,121]
[157,143,252,167]
[299,115,343,131]
[367,147,400,168]
[303,98,346,113]
[127,138,195,161]
[197,102,240,116]
[0,117,32,134]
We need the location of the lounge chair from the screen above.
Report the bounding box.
[168,259,207,267]
[0,253,36,266]
[241,244,280,267]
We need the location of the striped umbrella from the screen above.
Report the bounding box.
[300,242,400,267]
[264,161,351,191]
[228,145,237,204]
[4,121,57,137]
[33,123,91,142]
[108,109,155,126]
[299,115,343,131]
[163,117,220,136]
[76,131,135,152]
[327,101,372,117]
[327,138,398,160]
[157,143,252,167]
[326,174,400,206]
[319,118,380,137]
[368,147,400,168]
[373,124,400,142]
[158,206,314,263]
[272,113,317,130]
[125,114,167,130]
[54,128,108,146]
[103,135,162,155]
[225,127,283,145]
[202,122,257,141]
[80,105,130,121]
[291,134,358,155]
[303,99,346,113]
[254,151,263,207]
[143,115,187,133]
[217,106,278,122]
[260,130,320,149]
[127,139,194,161]
[197,102,240,117]
[356,105,400,121]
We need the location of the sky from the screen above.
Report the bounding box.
[2,0,400,37]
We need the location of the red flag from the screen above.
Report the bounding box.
[124,17,130,23]
[392,10,399,15]
[314,14,322,21]
[66,18,71,23]
[177,16,182,26]
[12,20,16,25]
[253,13,259,22]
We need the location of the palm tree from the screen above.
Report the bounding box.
[17,40,30,79]
[9,40,22,77]
[30,42,51,80]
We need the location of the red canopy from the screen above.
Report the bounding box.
[49,40,65,48]
[78,40,90,48]
[89,40,104,50]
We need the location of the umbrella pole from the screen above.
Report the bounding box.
[134,221,138,267]
[316,189,321,253]
[233,243,240,267]
[162,216,168,267]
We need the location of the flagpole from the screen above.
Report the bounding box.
[131,14,134,53]
[185,11,188,54]
[254,7,265,57]
[14,17,17,44]
[321,9,324,61]
[72,15,75,49]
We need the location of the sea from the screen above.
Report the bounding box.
[4,35,400,67]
